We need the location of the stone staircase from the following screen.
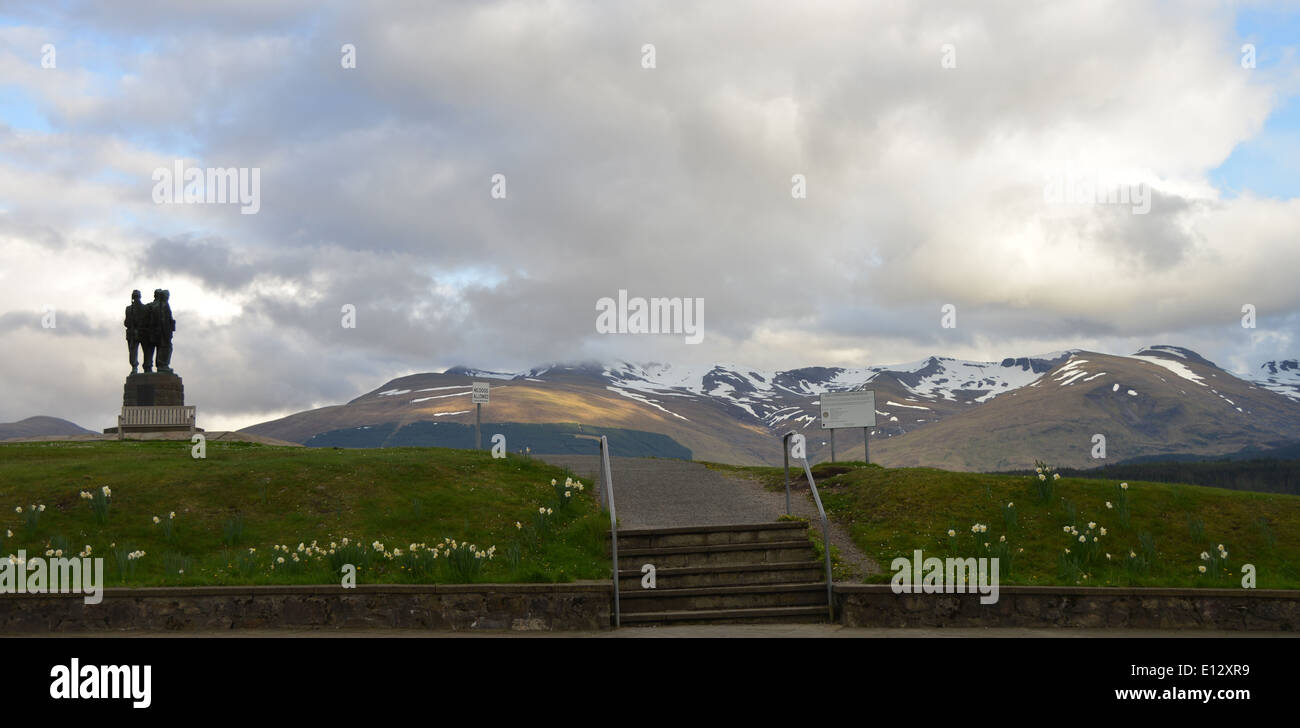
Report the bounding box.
[614,521,831,625]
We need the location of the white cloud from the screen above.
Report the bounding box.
[0,0,1296,429]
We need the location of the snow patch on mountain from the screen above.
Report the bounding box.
[1246,360,1300,401]
[1052,357,1093,386]
[443,366,517,380]
[605,386,690,421]
[1129,354,1207,387]
[410,391,471,403]
[886,400,931,410]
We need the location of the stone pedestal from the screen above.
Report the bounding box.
[123,372,185,406]
[102,372,202,434]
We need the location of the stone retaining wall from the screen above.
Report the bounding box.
[0,583,612,632]
[5,582,1295,631]
[834,585,1300,630]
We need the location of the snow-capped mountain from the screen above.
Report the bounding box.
[432,354,1076,433]
[870,346,1300,470]
[598,354,1073,431]
[243,346,1300,469]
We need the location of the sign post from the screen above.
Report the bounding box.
[819,390,876,464]
[472,381,490,450]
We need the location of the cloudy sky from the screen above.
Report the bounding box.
[1,0,1298,432]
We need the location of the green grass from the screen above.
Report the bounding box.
[704,460,1300,588]
[0,441,610,586]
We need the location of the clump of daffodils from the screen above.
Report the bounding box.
[1198,544,1230,579]
[553,476,585,509]
[17,503,46,529]
[80,486,112,524]
[444,540,496,582]
[1033,460,1058,503]
[1060,518,1107,577]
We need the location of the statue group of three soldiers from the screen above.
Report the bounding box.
[124,289,176,374]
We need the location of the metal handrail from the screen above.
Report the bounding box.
[576,434,620,627]
[782,431,834,620]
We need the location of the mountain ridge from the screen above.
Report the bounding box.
[242,346,1300,469]
[0,416,95,441]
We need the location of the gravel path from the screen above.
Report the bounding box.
[539,455,880,579]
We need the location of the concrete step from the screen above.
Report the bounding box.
[617,540,815,570]
[617,561,825,590]
[621,605,830,626]
[616,522,809,550]
[621,583,828,613]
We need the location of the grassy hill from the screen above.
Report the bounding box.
[0,416,94,441]
[0,441,609,586]
[1006,458,1300,496]
[709,461,1300,589]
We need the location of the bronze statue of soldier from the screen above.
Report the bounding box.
[124,290,148,373]
[113,287,191,428]
[150,289,177,374]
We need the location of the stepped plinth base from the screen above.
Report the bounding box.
[102,425,205,435]
[103,371,201,435]
[122,372,185,406]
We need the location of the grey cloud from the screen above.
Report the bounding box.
[0,1,1296,427]
[0,310,110,337]
[138,236,259,292]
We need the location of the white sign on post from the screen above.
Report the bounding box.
[819,390,876,429]
[472,381,490,404]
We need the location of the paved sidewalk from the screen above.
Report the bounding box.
[538,455,782,528]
